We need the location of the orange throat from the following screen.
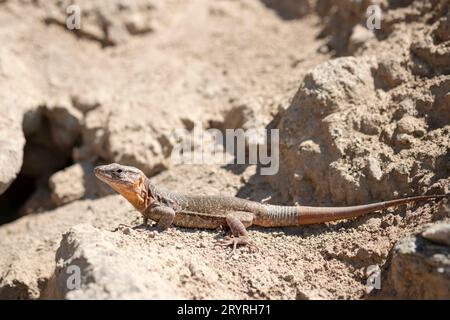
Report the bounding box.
[109,180,147,212]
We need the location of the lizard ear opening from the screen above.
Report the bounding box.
[137,174,147,195]
[138,175,145,187]
[141,188,148,207]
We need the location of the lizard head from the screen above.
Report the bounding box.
[94,163,148,211]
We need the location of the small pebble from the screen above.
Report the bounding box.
[380,219,392,229]
[284,274,294,282]
[122,227,131,235]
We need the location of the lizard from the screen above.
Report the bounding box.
[94,163,448,251]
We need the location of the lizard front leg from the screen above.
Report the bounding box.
[217,212,258,253]
[146,203,176,231]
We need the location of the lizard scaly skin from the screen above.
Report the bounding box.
[94,163,448,251]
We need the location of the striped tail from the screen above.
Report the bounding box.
[256,194,447,227]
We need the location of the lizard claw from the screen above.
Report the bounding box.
[215,236,258,253]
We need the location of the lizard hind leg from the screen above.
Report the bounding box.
[217,212,258,253]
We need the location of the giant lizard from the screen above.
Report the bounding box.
[94,163,448,251]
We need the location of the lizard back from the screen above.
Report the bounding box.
[147,180,264,215]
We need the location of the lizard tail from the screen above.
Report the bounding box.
[258,194,447,227]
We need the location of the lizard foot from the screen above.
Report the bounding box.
[216,236,258,253]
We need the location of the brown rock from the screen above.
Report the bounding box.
[380,226,450,299]
[45,224,181,299]
[0,109,25,195]
[422,223,450,247]
[49,162,110,206]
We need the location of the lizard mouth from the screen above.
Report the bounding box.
[93,166,106,179]
[94,166,117,185]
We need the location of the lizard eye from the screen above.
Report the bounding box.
[116,169,123,174]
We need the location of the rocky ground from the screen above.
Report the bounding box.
[0,0,449,299]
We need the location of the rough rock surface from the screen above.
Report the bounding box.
[0,0,449,300]
[43,0,161,47]
[422,222,450,247]
[0,195,136,299]
[49,162,111,206]
[0,0,326,194]
[0,109,25,195]
[45,224,183,299]
[270,1,450,206]
[379,221,450,299]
